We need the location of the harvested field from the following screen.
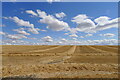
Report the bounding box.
[1,45,119,78]
[91,45,118,53]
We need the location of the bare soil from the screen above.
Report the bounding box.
[1,45,119,78]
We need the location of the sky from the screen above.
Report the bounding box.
[1,0,120,2]
[0,2,119,45]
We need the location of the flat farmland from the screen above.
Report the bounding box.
[1,45,119,78]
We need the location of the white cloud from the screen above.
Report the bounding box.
[71,14,88,24]
[28,28,40,34]
[26,10,38,16]
[67,39,117,45]
[85,33,93,37]
[64,33,69,35]
[92,18,119,32]
[100,33,115,37]
[37,10,47,18]
[2,38,118,45]
[9,16,40,34]
[71,15,95,33]
[77,19,96,32]
[61,38,67,42]
[0,31,6,35]
[40,29,47,32]
[42,36,53,42]
[6,34,27,40]
[55,12,66,18]
[94,16,110,25]
[28,37,37,40]
[10,0,16,2]
[13,28,30,35]
[69,34,78,37]
[10,16,34,27]
[71,15,119,33]
[80,36,84,38]
[57,41,63,44]
[72,38,77,40]
[37,10,70,31]
[0,24,6,27]
[56,39,68,45]
[2,39,30,45]
[47,0,53,3]
[69,28,78,34]
[2,17,9,19]
[47,0,61,3]
[5,11,118,45]
[92,39,118,45]
[27,10,118,35]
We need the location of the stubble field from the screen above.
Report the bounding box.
[1,45,119,78]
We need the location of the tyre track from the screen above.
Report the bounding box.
[86,46,113,54]
[107,46,118,49]
[88,46,118,55]
[29,45,62,52]
[74,46,103,55]
[44,46,76,64]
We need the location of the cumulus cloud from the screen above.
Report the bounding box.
[64,33,69,35]
[26,10,38,16]
[6,34,27,40]
[2,17,9,19]
[10,0,17,2]
[100,33,115,37]
[0,31,6,35]
[57,41,63,44]
[37,10,69,31]
[71,15,119,33]
[85,34,93,37]
[94,16,110,25]
[72,38,77,40]
[55,12,66,19]
[26,10,119,35]
[47,0,61,3]
[61,38,67,42]
[42,36,53,42]
[59,39,118,45]
[92,18,119,32]
[9,16,40,34]
[77,19,96,32]
[69,34,78,37]
[13,28,30,35]
[93,39,118,45]
[71,14,88,24]
[28,37,37,40]
[47,0,53,3]
[28,28,40,34]
[0,24,6,27]
[37,10,47,18]
[69,28,79,34]
[71,14,96,33]
[2,40,30,45]
[2,38,118,45]
[40,29,47,32]
[80,36,84,38]
[10,16,34,27]
[6,11,118,45]
[79,34,93,39]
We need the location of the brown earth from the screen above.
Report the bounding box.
[1,45,119,78]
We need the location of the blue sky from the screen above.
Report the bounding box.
[1,2,119,45]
